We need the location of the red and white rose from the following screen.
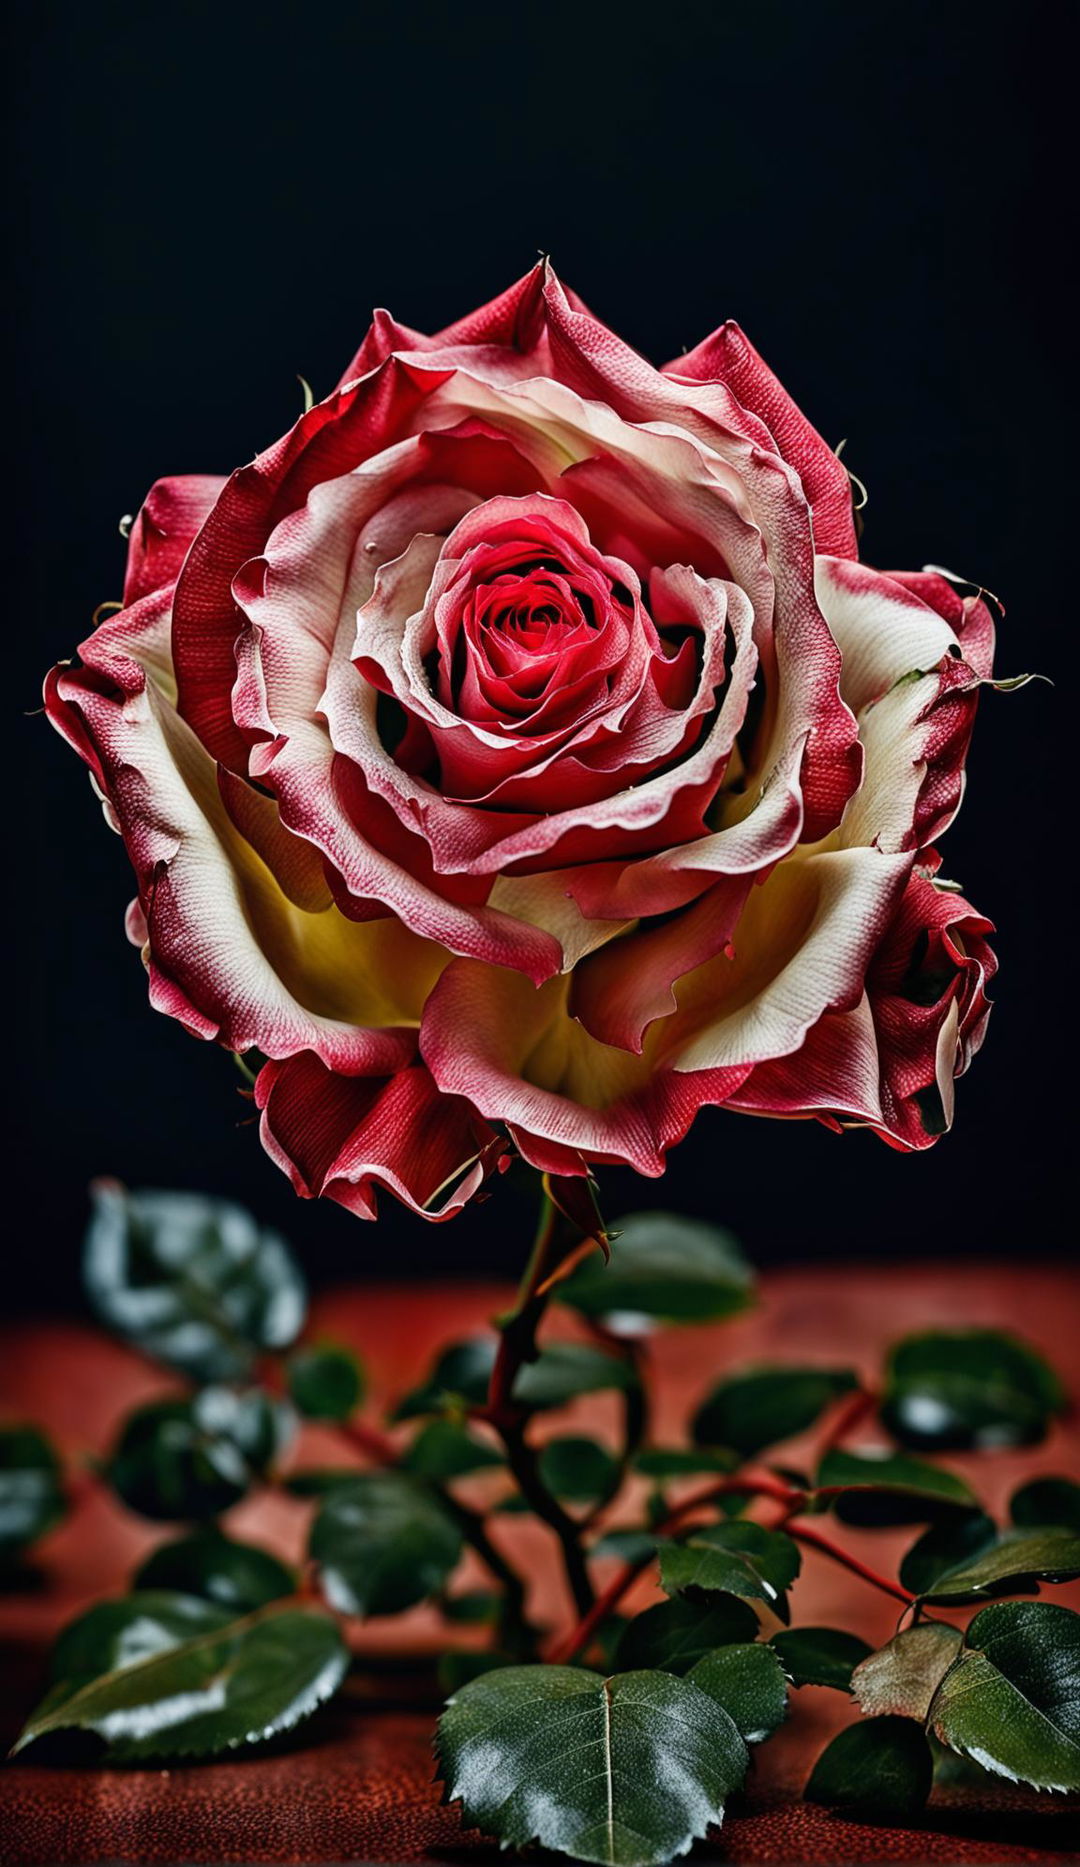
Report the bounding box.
[47,265,997,1219]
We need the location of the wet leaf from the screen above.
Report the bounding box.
[436,1664,748,1867]
[881,1330,1062,1451]
[13,1599,347,1761]
[688,1641,788,1742]
[805,1715,933,1820]
[770,1626,872,1691]
[693,1366,857,1458]
[84,1182,305,1382]
[309,1471,463,1616]
[134,1530,295,1612]
[556,1212,753,1328]
[928,1601,1080,1791]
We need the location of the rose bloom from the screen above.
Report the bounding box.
[47,266,996,1220]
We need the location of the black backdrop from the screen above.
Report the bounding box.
[7,0,1072,1312]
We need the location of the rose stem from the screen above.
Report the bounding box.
[817,1386,878,1454]
[787,1522,915,1605]
[481,1187,600,1620]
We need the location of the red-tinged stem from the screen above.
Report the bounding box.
[788,1523,915,1606]
[818,1386,878,1455]
[334,1417,399,1465]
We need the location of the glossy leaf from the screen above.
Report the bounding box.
[556,1212,753,1327]
[817,1447,978,1526]
[881,1329,1063,1451]
[106,1388,292,1522]
[134,1530,295,1612]
[13,1600,347,1762]
[83,1181,306,1381]
[770,1626,872,1691]
[928,1602,1080,1791]
[287,1343,364,1421]
[0,1424,66,1561]
[47,1590,232,1685]
[897,1512,996,1597]
[309,1471,463,1616]
[1010,1477,1080,1531]
[693,1366,857,1458]
[805,1715,933,1820]
[612,1596,759,1673]
[539,1437,621,1503]
[401,1420,503,1481]
[436,1664,749,1867]
[919,1527,1080,1604]
[851,1624,963,1721]
[660,1523,799,1620]
[688,1642,788,1742]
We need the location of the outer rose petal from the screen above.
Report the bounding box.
[123,475,228,607]
[664,324,858,560]
[815,556,994,854]
[255,1051,503,1220]
[730,871,996,1151]
[44,590,446,1070]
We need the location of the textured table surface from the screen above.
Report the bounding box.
[2,1263,1078,1864]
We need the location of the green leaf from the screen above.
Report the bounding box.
[805,1716,933,1820]
[539,1437,621,1503]
[919,1527,1080,1604]
[400,1420,504,1481]
[817,1447,978,1526]
[513,1342,639,1409]
[106,1389,292,1522]
[309,1471,463,1616]
[899,1513,998,1596]
[688,1642,788,1742]
[133,1530,295,1612]
[556,1211,753,1327]
[851,1624,964,1720]
[1011,1477,1080,1531]
[84,1181,306,1382]
[612,1596,759,1673]
[633,1447,738,1480]
[47,1590,232,1685]
[0,1425,66,1561]
[436,1664,749,1867]
[928,1602,1080,1791]
[693,1366,858,1458]
[392,1337,496,1420]
[12,1600,348,1762]
[881,1329,1063,1451]
[770,1626,872,1691]
[287,1343,364,1421]
[659,1523,800,1620]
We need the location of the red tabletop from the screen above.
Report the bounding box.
[2,1263,1078,1863]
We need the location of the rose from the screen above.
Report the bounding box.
[46,265,997,1220]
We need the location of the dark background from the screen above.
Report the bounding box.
[6,0,1072,1313]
